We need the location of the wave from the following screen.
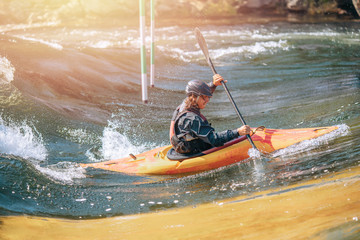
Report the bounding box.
[203,27,360,40]
[1,34,142,123]
[1,23,358,125]
[211,40,290,59]
[0,116,86,183]
[158,40,290,63]
[35,162,86,184]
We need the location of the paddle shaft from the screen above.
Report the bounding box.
[195,29,258,150]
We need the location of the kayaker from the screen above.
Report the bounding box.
[169,74,251,155]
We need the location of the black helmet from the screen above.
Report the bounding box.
[185,80,212,97]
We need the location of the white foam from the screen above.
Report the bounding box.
[65,28,141,49]
[0,21,59,33]
[0,57,15,84]
[158,40,289,63]
[250,30,345,40]
[211,40,289,59]
[85,40,113,49]
[14,35,63,50]
[36,162,86,184]
[272,124,350,158]
[157,46,199,63]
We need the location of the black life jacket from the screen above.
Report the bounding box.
[169,108,212,154]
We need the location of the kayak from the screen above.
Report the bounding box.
[82,126,338,175]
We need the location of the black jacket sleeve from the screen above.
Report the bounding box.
[178,113,239,147]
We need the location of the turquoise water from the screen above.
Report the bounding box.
[0,21,359,219]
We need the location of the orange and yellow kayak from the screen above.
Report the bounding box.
[82,126,338,175]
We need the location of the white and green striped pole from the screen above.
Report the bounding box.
[139,0,148,103]
[150,0,155,87]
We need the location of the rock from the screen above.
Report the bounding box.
[287,0,308,12]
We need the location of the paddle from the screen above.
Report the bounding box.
[195,27,258,151]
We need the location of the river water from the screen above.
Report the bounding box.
[0,20,359,238]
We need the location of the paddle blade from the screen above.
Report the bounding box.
[195,27,217,75]
[195,28,209,59]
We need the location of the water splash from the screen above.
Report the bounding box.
[58,127,98,145]
[248,147,262,159]
[86,118,149,162]
[0,117,47,161]
[0,57,15,84]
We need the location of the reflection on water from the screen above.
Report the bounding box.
[1,165,359,239]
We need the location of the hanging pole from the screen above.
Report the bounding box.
[139,0,148,103]
[150,0,155,87]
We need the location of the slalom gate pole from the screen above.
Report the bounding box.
[139,0,148,103]
[150,0,155,87]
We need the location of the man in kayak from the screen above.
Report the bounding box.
[169,74,251,155]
